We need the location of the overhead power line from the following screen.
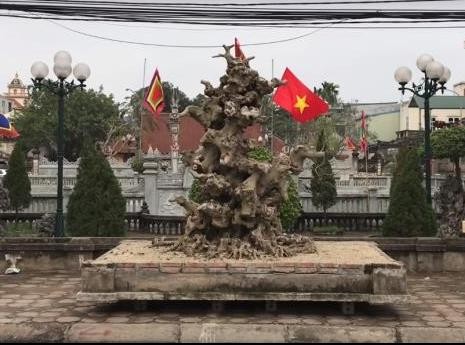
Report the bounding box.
[2,1,465,26]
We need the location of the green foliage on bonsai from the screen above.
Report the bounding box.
[4,141,31,214]
[279,177,303,231]
[247,146,273,162]
[383,146,437,237]
[310,127,337,213]
[67,143,126,236]
[254,147,302,231]
[188,177,205,204]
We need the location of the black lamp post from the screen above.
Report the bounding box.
[30,51,91,237]
[394,54,451,205]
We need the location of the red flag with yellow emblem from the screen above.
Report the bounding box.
[144,68,164,117]
[273,68,329,123]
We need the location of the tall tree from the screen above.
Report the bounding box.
[3,141,31,216]
[431,126,465,182]
[161,81,192,113]
[13,86,123,161]
[310,127,337,216]
[66,143,126,236]
[383,147,436,237]
[315,81,340,107]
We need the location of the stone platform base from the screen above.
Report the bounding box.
[78,240,408,313]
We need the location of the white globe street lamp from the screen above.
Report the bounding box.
[394,54,451,205]
[30,51,91,237]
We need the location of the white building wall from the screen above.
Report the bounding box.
[401,106,464,131]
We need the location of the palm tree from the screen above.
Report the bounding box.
[315,82,340,107]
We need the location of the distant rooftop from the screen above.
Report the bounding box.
[350,101,401,119]
[410,95,465,109]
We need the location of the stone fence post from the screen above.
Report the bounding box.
[142,147,160,215]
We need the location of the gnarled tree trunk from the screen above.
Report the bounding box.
[169,45,323,259]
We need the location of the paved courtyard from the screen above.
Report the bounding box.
[1,271,465,342]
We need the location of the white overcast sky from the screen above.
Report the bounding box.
[1,1,465,104]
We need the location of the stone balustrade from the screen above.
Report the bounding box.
[13,153,462,217]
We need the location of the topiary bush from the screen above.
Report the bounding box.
[66,142,126,237]
[310,127,337,215]
[383,146,437,237]
[3,141,31,216]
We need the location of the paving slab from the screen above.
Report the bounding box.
[0,272,465,342]
[287,325,396,343]
[67,323,180,343]
[399,327,465,343]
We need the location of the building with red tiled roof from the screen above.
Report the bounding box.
[141,112,285,155]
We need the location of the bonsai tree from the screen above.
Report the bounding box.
[3,141,31,217]
[310,127,337,217]
[383,146,436,237]
[431,126,465,183]
[188,147,303,232]
[171,45,323,259]
[67,142,126,236]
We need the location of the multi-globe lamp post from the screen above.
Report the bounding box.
[30,51,91,237]
[394,54,451,205]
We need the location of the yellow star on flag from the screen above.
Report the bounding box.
[294,95,309,114]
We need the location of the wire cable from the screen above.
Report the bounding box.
[47,18,342,48]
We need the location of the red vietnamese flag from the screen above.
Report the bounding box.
[144,69,164,117]
[234,37,246,61]
[273,68,329,123]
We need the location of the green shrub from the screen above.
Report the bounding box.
[279,177,302,231]
[4,141,31,215]
[67,143,126,237]
[383,147,436,237]
[310,127,337,214]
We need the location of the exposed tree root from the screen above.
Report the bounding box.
[168,233,316,260]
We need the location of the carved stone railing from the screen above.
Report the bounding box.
[292,212,386,233]
[29,175,144,191]
[0,211,445,236]
[0,212,182,234]
[137,214,185,235]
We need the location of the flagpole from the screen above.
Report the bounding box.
[271,58,274,154]
[365,119,369,213]
[139,58,147,159]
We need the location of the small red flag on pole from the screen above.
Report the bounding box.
[359,136,368,153]
[345,136,356,151]
[361,110,367,131]
[359,110,368,153]
[272,68,329,123]
[234,37,246,61]
[144,68,164,117]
